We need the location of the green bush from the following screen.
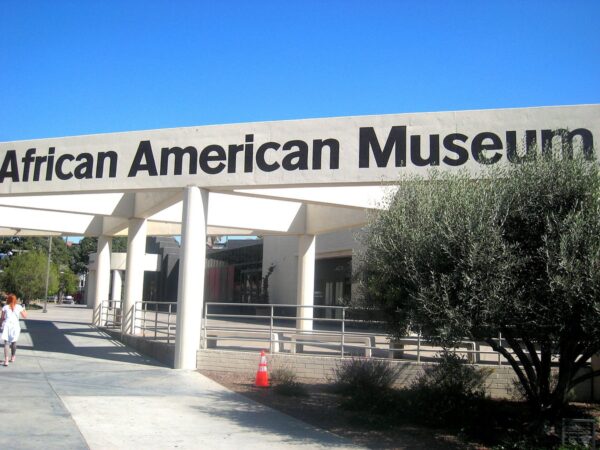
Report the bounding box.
[270,367,308,397]
[333,358,402,394]
[332,358,402,413]
[405,350,492,429]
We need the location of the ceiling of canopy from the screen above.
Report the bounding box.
[0,185,392,238]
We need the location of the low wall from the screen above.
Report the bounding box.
[197,349,519,399]
[103,329,175,367]
[94,332,596,402]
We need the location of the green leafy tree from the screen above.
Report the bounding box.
[0,236,76,271]
[0,237,18,254]
[71,237,97,274]
[1,251,58,302]
[58,269,79,297]
[360,156,600,422]
[71,237,127,274]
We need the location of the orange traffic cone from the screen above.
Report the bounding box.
[255,350,269,387]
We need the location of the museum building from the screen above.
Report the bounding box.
[0,104,597,370]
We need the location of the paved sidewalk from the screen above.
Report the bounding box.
[0,304,360,450]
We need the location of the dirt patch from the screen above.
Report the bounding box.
[199,369,480,449]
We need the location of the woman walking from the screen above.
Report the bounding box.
[1,294,27,366]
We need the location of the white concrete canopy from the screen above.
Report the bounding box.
[0,105,597,368]
[0,104,596,238]
[0,189,380,237]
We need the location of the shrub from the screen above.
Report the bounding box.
[270,367,308,397]
[332,358,402,413]
[333,358,402,394]
[406,350,492,428]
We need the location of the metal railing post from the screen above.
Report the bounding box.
[498,332,502,366]
[97,302,102,327]
[135,302,139,335]
[154,305,158,340]
[202,302,208,349]
[269,305,274,353]
[167,303,172,344]
[341,307,346,358]
[120,300,124,340]
[417,331,422,364]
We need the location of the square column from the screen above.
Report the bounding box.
[86,270,96,309]
[296,234,315,331]
[174,186,208,370]
[123,218,147,335]
[94,236,112,313]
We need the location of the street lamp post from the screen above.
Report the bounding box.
[42,236,52,314]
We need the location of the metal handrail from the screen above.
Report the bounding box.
[98,300,177,344]
[98,300,556,365]
[98,300,122,330]
[203,302,443,361]
[136,301,177,344]
[202,302,552,365]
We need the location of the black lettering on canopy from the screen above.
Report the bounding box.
[56,154,74,180]
[0,151,20,182]
[97,151,118,178]
[442,134,469,166]
[256,142,280,172]
[74,153,94,179]
[506,130,537,163]
[244,135,254,173]
[45,148,55,181]
[312,139,339,170]
[33,155,47,181]
[200,145,226,174]
[21,149,36,182]
[227,144,244,174]
[129,141,158,177]
[541,128,594,159]
[160,146,198,176]
[282,140,309,171]
[359,126,406,168]
[472,132,503,165]
[410,135,440,166]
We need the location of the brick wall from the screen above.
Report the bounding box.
[197,349,519,398]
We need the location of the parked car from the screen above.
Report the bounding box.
[62,295,74,305]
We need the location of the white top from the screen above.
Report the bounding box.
[1,304,24,343]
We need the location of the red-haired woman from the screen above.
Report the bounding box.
[1,294,27,366]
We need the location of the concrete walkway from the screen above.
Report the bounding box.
[0,304,360,450]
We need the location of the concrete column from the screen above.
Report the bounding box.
[123,218,147,335]
[296,234,315,331]
[111,269,123,302]
[94,236,111,313]
[174,186,208,370]
[86,270,96,309]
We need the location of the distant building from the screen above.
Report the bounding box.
[85,233,358,311]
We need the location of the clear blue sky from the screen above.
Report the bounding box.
[1,1,598,142]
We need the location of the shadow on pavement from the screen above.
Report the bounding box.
[20,318,164,367]
[191,388,356,448]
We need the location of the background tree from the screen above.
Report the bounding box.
[0,236,77,270]
[71,237,97,274]
[58,269,79,298]
[360,156,600,422]
[71,237,127,274]
[1,251,59,302]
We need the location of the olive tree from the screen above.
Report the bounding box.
[360,156,600,421]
